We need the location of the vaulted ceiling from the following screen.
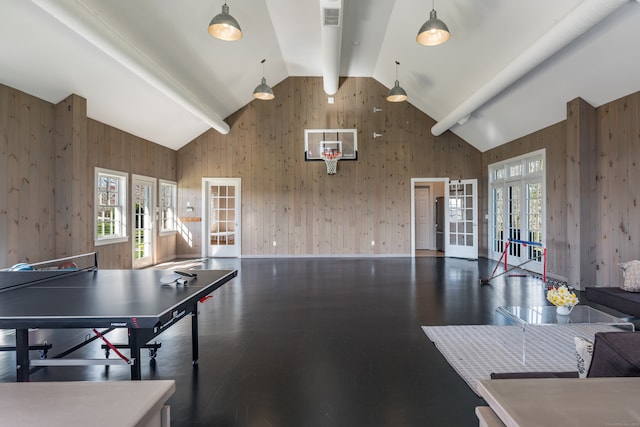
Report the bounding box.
[1,0,639,152]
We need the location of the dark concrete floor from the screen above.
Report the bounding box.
[1,257,579,426]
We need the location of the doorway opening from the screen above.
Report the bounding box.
[132,174,156,268]
[411,178,479,259]
[202,177,242,258]
[411,178,446,257]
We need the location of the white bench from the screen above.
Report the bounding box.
[0,380,175,426]
[475,406,506,427]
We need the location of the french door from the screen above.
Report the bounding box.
[203,178,241,257]
[489,151,545,274]
[132,174,155,268]
[445,179,478,259]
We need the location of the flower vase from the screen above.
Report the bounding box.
[556,305,574,316]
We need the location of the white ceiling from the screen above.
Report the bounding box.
[1,0,639,152]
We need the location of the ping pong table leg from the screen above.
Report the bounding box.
[15,329,30,382]
[191,303,199,366]
[128,329,142,380]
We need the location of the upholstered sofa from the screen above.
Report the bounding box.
[586,286,640,318]
[585,259,640,319]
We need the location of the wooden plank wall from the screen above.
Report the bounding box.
[0,84,177,269]
[54,94,88,259]
[566,97,597,289]
[482,90,640,288]
[5,77,638,277]
[0,84,56,266]
[595,91,640,287]
[481,121,567,279]
[176,77,482,257]
[85,119,178,268]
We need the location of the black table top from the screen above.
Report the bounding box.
[0,269,237,329]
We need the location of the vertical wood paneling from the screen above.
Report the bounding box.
[86,119,177,267]
[6,89,21,261]
[595,92,640,287]
[482,91,640,287]
[3,81,640,277]
[55,94,89,259]
[17,93,30,259]
[40,99,55,256]
[627,95,640,263]
[0,85,56,267]
[482,121,567,279]
[566,97,597,290]
[177,77,482,257]
[578,98,597,289]
[176,137,202,257]
[0,86,8,263]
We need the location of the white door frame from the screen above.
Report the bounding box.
[411,178,449,257]
[488,150,546,274]
[445,179,478,259]
[202,177,242,258]
[131,174,156,268]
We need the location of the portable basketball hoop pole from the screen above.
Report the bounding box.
[480,239,547,285]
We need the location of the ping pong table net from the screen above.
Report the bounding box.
[4,252,99,272]
[0,253,99,294]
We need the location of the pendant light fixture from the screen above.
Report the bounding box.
[253,59,275,100]
[208,2,242,41]
[416,0,450,46]
[386,61,407,103]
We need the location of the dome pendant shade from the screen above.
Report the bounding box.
[253,77,275,100]
[416,9,450,46]
[208,3,242,41]
[387,60,407,103]
[386,80,408,102]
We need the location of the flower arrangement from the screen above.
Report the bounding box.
[546,285,579,307]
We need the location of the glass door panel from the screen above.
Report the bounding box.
[205,178,241,257]
[445,179,478,259]
[132,175,155,268]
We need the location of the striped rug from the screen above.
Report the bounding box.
[422,324,619,395]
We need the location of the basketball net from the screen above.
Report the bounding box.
[321,152,341,175]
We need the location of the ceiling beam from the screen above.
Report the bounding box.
[431,0,629,137]
[32,0,230,135]
[320,0,343,95]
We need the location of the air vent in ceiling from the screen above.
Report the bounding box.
[323,8,341,27]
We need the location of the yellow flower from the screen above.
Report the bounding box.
[546,285,579,307]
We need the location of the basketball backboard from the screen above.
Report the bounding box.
[304,129,357,161]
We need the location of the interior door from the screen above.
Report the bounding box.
[132,174,155,268]
[415,186,433,250]
[445,179,478,259]
[204,178,241,257]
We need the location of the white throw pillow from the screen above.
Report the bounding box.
[574,336,594,378]
[619,260,640,292]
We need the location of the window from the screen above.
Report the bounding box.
[488,150,545,273]
[95,168,128,245]
[508,163,522,178]
[159,180,177,234]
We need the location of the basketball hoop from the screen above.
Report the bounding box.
[321,150,341,175]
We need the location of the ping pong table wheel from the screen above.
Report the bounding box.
[146,342,161,359]
[39,342,49,359]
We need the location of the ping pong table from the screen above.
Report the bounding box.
[0,262,237,381]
